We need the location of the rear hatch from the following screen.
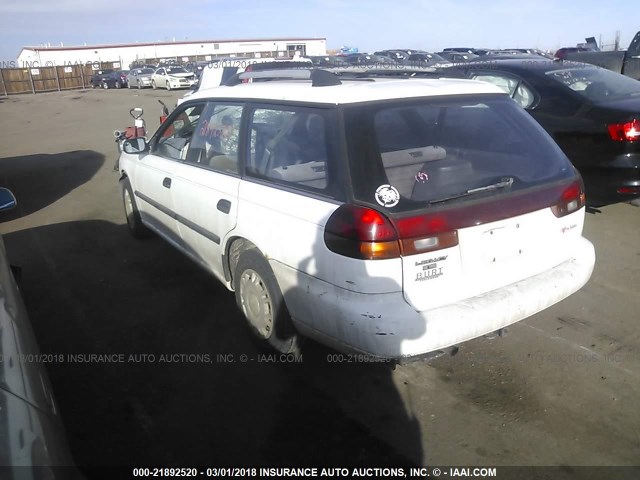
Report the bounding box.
[343,94,584,311]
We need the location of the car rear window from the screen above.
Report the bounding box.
[344,95,575,212]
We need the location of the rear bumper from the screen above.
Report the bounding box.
[282,236,595,360]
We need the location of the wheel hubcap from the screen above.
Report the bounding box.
[239,270,273,338]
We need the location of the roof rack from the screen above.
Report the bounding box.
[224,68,342,87]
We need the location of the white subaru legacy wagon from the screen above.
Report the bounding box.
[117,69,595,361]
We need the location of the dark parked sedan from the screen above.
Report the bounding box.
[90,69,127,89]
[439,59,640,206]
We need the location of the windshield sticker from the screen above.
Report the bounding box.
[375,184,400,208]
[415,171,429,183]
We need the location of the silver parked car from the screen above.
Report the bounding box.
[126,67,155,89]
[0,188,80,477]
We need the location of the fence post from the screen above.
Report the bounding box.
[80,66,85,88]
[0,69,6,97]
[54,65,61,91]
[28,68,35,94]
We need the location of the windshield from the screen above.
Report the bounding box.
[139,68,154,74]
[344,95,574,212]
[546,67,640,102]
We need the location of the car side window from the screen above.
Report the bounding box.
[472,73,536,109]
[153,104,204,162]
[246,106,329,191]
[184,102,243,173]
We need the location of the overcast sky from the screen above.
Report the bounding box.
[0,0,635,60]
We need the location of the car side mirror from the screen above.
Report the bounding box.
[0,188,17,212]
[123,137,148,154]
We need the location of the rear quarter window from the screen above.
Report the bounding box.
[245,105,341,196]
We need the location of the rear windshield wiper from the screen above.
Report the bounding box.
[428,177,514,205]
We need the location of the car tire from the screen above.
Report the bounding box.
[102,81,109,89]
[127,81,131,89]
[152,80,156,89]
[115,81,121,89]
[137,82,142,90]
[234,249,300,355]
[166,81,171,91]
[121,178,153,239]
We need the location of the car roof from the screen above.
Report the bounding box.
[186,76,504,105]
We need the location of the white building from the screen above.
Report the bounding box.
[17,37,327,68]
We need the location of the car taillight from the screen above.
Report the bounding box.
[324,205,459,260]
[551,179,586,217]
[324,205,400,260]
[607,119,640,142]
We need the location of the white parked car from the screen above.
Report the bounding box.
[151,66,197,90]
[116,69,595,361]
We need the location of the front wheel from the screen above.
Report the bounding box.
[151,80,156,89]
[166,81,171,91]
[234,250,300,354]
[102,81,109,89]
[121,178,153,239]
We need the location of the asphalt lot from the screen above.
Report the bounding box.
[0,89,639,476]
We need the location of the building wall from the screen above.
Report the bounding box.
[17,38,327,68]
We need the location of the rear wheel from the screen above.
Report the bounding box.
[102,81,109,89]
[234,249,300,354]
[121,178,153,239]
[115,81,121,89]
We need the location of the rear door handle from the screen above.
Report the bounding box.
[217,199,231,214]
[162,177,172,189]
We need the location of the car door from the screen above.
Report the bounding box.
[134,103,206,245]
[169,102,244,282]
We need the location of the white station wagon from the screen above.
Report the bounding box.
[117,69,595,361]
